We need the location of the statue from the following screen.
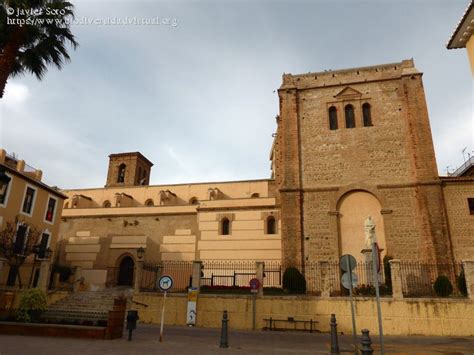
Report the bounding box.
[364,216,376,249]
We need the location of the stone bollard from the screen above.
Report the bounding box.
[462,260,474,299]
[219,310,229,348]
[191,260,203,289]
[389,259,403,299]
[360,329,374,355]
[330,314,340,354]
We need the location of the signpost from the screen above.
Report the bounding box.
[371,242,385,354]
[249,278,260,331]
[364,216,384,354]
[158,275,173,342]
[340,254,358,349]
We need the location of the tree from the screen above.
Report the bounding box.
[0,216,42,287]
[0,0,78,98]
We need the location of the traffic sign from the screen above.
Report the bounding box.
[341,272,358,289]
[158,275,173,292]
[249,278,260,293]
[340,254,357,272]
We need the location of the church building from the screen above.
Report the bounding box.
[57,59,473,289]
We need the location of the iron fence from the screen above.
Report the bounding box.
[305,261,389,296]
[130,259,466,298]
[399,262,463,297]
[140,261,193,292]
[201,261,255,287]
[263,261,282,288]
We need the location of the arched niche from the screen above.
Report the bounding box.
[338,190,387,262]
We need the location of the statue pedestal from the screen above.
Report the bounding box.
[360,247,384,286]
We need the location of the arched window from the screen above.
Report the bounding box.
[145,199,154,206]
[221,217,230,235]
[189,197,199,205]
[117,164,126,183]
[251,193,260,198]
[345,104,355,128]
[103,200,111,208]
[328,106,338,130]
[266,216,276,235]
[362,103,372,127]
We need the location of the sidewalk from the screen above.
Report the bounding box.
[0,324,473,354]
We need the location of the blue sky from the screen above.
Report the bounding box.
[1,0,472,188]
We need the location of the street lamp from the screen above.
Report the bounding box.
[0,167,11,197]
[137,247,145,260]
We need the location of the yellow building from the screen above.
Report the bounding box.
[0,149,66,289]
[58,153,280,289]
[447,1,474,75]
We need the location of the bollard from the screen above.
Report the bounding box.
[330,314,340,354]
[360,329,374,355]
[126,310,139,341]
[219,310,229,348]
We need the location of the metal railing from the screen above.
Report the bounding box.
[130,259,466,298]
[23,163,38,173]
[398,262,462,297]
[140,261,193,292]
[201,261,256,287]
[449,156,474,176]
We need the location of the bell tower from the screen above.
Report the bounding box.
[105,152,153,187]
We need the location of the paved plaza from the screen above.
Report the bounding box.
[0,324,473,354]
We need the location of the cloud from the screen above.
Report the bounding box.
[432,93,474,175]
[1,1,472,189]
[1,82,29,108]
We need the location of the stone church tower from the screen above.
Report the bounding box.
[105,152,153,187]
[273,59,454,267]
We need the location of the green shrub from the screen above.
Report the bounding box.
[16,289,47,323]
[433,275,453,297]
[282,267,306,294]
[456,269,468,297]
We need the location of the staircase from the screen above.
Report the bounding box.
[42,287,133,325]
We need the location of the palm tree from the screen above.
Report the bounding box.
[0,0,78,98]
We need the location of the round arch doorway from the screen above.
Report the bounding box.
[117,256,135,286]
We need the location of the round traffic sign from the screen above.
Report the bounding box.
[340,254,357,272]
[158,275,173,292]
[341,272,359,290]
[249,278,260,290]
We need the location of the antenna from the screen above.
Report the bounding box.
[462,147,467,163]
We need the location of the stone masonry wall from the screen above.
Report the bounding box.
[442,179,474,262]
[58,214,198,268]
[277,59,453,265]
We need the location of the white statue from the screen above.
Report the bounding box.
[364,216,376,248]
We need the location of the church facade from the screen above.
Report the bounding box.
[57,59,473,289]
